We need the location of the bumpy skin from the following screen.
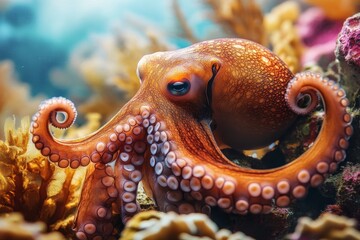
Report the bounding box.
[30,38,353,239]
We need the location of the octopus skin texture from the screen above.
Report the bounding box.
[30,38,353,239]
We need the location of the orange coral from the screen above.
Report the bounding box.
[264,1,303,72]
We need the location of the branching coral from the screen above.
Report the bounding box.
[0,114,102,237]
[0,212,65,240]
[287,213,360,240]
[120,210,254,240]
[264,1,302,73]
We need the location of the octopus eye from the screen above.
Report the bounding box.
[167,79,191,96]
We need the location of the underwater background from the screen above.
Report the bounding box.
[0,0,360,239]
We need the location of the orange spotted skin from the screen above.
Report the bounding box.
[31,38,352,239]
[138,39,297,149]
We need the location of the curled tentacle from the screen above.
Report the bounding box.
[285,75,320,115]
[31,97,146,168]
[155,72,353,215]
[218,72,353,212]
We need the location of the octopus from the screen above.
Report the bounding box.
[30,38,353,239]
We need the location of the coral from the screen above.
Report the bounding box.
[0,114,102,237]
[335,13,360,100]
[204,0,265,44]
[0,212,65,240]
[287,213,360,240]
[297,7,343,67]
[304,0,360,21]
[0,61,42,139]
[334,165,360,220]
[264,1,302,72]
[227,207,294,240]
[120,210,254,240]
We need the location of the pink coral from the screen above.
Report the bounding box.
[337,13,360,67]
[297,7,343,65]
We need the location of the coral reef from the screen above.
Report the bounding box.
[321,164,360,222]
[120,210,254,240]
[297,7,342,67]
[0,212,65,240]
[287,213,360,240]
[298,1,360,68]
[335,13,360,100]
[264,1,302,73]
[1,1,360,240]
[0,113,101,237]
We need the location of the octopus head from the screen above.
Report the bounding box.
[135,39,298,150]
[136,49,222,117]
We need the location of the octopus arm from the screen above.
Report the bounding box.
[189,73,352,213]
[30,97,146,168]
[73,163,117,239]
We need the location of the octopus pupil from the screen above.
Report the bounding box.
[168,80,190,96]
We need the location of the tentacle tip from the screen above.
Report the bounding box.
[44,97,78,129]
[285,73,322,115]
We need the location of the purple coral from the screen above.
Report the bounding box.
[297,7,343,65]
[336,13,360,67]
[336,165,360,221]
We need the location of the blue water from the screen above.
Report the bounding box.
[0,0,214,97]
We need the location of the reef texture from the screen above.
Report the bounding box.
[297,7,343,67]
[264,1,302,73]
[287,213,360,240]
[120,210,254,240]
[30,38,353,239]
[0,114,101,237]
[0,212,65,240]
[336,13,360,100]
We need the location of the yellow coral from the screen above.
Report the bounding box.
[0,212,65,240]
[264,1,303,73]
[287,213,360,240]
[0,115,104,237]
[120,210,253,240]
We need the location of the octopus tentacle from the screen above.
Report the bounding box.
[144,72,352,216]
[30,97,146,168]
[74,163,117,240]
[30,38,354,239]
[201,72,352,213]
